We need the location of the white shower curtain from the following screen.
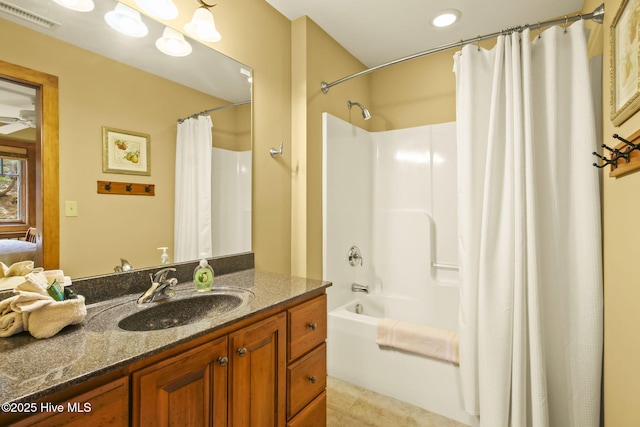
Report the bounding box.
[174,116,213,262]
[454,22,602,427]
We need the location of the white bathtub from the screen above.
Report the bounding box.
[327,293,477,426]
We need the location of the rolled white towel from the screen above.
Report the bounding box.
[0,311,25,337]
[0,295,18,316]
[27,296,86,339]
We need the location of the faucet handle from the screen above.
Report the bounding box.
[153,267,176,284]
[348,246,363,267]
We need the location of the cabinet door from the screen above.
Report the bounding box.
[9,377,128,427]
[132,336,228,427]
[229,312,286,427]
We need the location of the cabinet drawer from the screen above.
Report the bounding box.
[286,391,326,427]
[288,294,327,361]
[287,342,326,419]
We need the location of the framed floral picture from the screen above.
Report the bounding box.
[611,0,640,126]
[102,126,150,176]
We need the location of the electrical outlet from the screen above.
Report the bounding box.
[65,201,78,217]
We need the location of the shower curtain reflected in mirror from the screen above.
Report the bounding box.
[174,116,213,262]
[454,21,602,427]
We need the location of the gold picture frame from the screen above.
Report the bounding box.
[611,0,640,126]
[102,126,150,176]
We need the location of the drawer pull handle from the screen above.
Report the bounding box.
[308,375,317,384]
[307,322,318,330]
[217,356,229,367]
[237,348,247,357]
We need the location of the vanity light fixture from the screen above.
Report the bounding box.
[184,6,221,42]
[135,0,178,20]
[432,9,461,27]
[105,3,148,38]
[156,26,192,57]
[53,0,95,12]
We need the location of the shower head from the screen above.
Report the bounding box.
[347,100,371,120]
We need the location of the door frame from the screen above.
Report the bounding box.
[0,59,59,269]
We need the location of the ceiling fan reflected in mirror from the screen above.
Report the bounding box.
[0,109,36,135]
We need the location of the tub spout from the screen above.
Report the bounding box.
[351,283,369,293]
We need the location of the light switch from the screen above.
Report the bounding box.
[65,201,78,217]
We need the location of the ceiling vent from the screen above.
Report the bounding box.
[0,1,61,30]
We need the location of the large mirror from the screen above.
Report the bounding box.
[0,0,252,280]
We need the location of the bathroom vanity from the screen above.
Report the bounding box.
[0,255,329,426]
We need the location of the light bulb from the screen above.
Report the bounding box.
[105,3,148,38]
[184,7,221,42]
[156,27,192,57]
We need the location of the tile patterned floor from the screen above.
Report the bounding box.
[326,376,469,427]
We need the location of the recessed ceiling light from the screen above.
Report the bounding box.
[432,9,461,27]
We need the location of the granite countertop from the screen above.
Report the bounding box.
[0,269,330,405]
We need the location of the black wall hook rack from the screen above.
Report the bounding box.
[593,130,640,177]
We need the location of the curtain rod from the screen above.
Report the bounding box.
[177,100,251,123]
[321,3,604,94]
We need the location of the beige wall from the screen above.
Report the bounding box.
[600,0,640,425]
[211,103,252,152]
[369,51,458,131]
[290,17,371,279]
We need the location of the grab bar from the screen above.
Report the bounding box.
[432,262,459,271]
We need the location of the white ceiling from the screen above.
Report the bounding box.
[265,0,588,67]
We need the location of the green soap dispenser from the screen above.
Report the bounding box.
[194,255,214,292]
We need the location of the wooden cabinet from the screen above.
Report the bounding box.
[133,312,287,427]
[132,336,228,427]
[229,312,287,427]
[286,294,327,425]
[7,291,326,427]
[10,377,128,427]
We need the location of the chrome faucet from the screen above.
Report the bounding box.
[137,267,178,304]
[351,283,369,294]
[114,258,132,272]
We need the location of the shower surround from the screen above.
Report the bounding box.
[323,113,475,425]
[211,148,251,256]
